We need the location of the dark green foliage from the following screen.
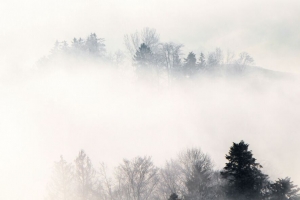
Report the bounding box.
[270,177,300,200]
[221,140,268,200]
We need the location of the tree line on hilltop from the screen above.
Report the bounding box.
[46,141,300,200]
[39,28,255,82]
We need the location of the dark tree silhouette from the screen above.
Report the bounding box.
[134,43,153,67]
[221,140,268,200]
[270,177,300,200]
[168,193,179,200]
[183,52,197,77]
[133,43,156,81]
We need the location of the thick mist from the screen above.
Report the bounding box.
[0,62,299,199]
[2,0,300,198]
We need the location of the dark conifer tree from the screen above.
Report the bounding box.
[133,43,155,80]
[221,140,268,200]
[270,177,300,200]
[134,43,153,66]
[183,52,197,77]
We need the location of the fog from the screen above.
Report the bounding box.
[1,0,300,73]
[1,0,300,199]
[0,61,300,199]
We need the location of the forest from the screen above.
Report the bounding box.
[38,28,261,84]
[46,141,300,200]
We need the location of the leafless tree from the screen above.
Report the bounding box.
[178,148,215,200]
[97,162,114,200]
[161,42,183,83]
[224,50,235,65]
[207,48,223,67]
[115,156,160,200]
[124,28,160,57]
[236,52,254,66]
[159,159,185,200]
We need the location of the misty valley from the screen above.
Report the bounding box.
[1,28,300,200]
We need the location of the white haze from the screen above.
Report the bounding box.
[1,0,300,73]
[0,63,300,200]
[1,0,300,199]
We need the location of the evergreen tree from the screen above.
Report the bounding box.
[85,33,106,57]
[221,140,268,200]
[134,43,153,67]
[71,37,86,56]
[74,150,97,200]
[198,52,206,69]
[270,177,300,200]
[133,43,155,80]
[183,52,197,77]
[179,148,215,200]
[184,161,213,200]
[47,156,74,200]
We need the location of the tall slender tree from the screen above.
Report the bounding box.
[47,156,74,200]
[74,150,97,200]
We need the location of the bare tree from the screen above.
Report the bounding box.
[207,48,223,67]
[161,42,183,83]
[236,52,254,66]
[178,148,215,200]
[159,160,185,200]
[115,156,160,200]
[232,52,255,72]
[97,162,114,200]
[124,28,160,57]
[224,50,235,65]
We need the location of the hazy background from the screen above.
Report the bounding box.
[1,0,300,73]
[1,0,300,200]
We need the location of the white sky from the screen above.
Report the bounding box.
[1,0,300,73]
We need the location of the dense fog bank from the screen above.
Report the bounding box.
[0,61,299,199]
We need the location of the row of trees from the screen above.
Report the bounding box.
[40,28,255,82]
[125,28,254,82]
[49,33,106,60]
[46,141,300,200]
